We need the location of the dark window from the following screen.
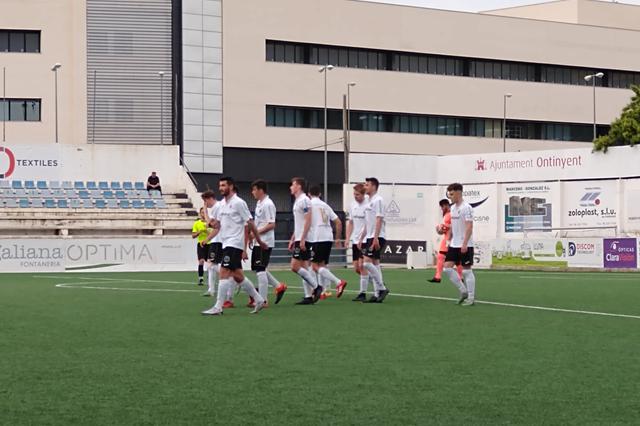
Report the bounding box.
[1,98,41,121]
[358,50,368,69]
[399,54,409,72]
[9,31,25,52]
[266,106,274,126]
[263,40,640,90]
[338,49,349,67]
[265,41,275,61]
[284,44,295,63]
[327,110,342,129]
[24,31,40,53]
[418,57,428,74]
[275,107,285,127]
[328,48,339,67]
[368,51,378,70]
[0,31,7,52]
[409,56,419,73]
[274,43,285,62]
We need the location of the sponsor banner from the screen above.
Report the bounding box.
[624,179,640,232]
[491,239,568,268]
[381,240,428,264]
[473,241,492,268]
[603,238,637,269]
[0,238,195,273]
[0,144,61,180]
[439,146,640,183]
[563,180,618,229]
[491,238,604,268]
[502,182,560,233]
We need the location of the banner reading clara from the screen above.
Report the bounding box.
[0,145,61,180]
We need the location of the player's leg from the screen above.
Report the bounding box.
[233,268,265,314]
[443,249,468,304]
[291,242,321,304]
[460,248,476,306]
[315,242,347,298]
[202,262,232,316]
[196,243,206,285]
[251,246,269,304]
[429,251,446,283]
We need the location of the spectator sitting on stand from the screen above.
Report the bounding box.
[147,171,162,194]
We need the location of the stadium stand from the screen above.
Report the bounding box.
[0,180,197,237]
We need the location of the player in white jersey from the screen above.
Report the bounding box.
[443,182,477,306]
[201,177,267,316]
[288,177,323,305]
[361,177,389,303]
[201,191,227,301]
[306,185,347,300]
[346,183,372,302]
[248,179,288,306]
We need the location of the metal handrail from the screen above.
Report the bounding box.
[179,155,199,188]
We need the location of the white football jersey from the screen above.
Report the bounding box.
[364,193,386,240]
[254,195,276,248]
[215,194,252,250]
[206,201,222,243]
[450,201,474,248]
[308,197,338,243]
[292,193,311,242]
[347,200,368,244]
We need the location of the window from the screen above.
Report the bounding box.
[265,41,275,61]
[1,99,41,121]
[0,30,40,53]
[263,40,640,90]
[266,106,274,126]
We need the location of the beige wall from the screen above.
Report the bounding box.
[1,0,86,145]
[223,0,637,155]
[483,0,640,31]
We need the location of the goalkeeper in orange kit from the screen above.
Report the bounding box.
[428,199,463,283]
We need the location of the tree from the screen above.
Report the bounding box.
[593,84,640,152]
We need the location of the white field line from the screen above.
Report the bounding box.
[46,275,640,321]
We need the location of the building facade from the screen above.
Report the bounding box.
[2,0,640,205]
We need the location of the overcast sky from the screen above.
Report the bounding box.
[366,0,640,13]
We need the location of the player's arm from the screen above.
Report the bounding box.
[258,203,276,235]
[372,199,384,249]
[345,219,353,246]
[357,223,367,249]
[202,219,220,245]
[246,219,267,249]
[333,217,343,249]
[300,210,312,251]
[191,223,199,239]
[461,208,474,253]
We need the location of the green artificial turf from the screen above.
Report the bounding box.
[1,269,640,425]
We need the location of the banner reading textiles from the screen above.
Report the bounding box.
[0,145,61,180]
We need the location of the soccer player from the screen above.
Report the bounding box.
[443,183,477,306]
[428,199,463,283]
[307,185,347,299]
[202,191,228,303]
[288,177,323,305]
[191,207,209,286]
[346,183,370,301]
[201,177,267,316]
[249,179,288,305]
[361,177,389,303]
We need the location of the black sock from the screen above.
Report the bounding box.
[198,264,204,278]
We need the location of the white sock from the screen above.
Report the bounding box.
[207,265,217,293]
[363,262,386,295]
[266,270,280,287]
[226,280,234,301]
[359,274,369,293]
[257,271,269,301]
[239,278,264,303]
[376,264,383,276]
[214,279,231,310]
[303,280,313,298]
[296,267,318,288]
[318,267,341,286]
[445,267,468,293]
[462,269,476,301]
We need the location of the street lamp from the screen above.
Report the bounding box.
[158,71,165,145]
[503,93,512,153]
[319,64,334,200]
[346,82,356,183]
[51,63,61,143]
[584,72,604,141]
